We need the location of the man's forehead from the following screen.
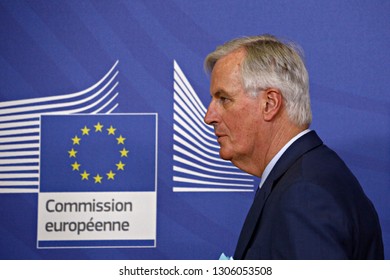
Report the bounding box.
[211,50,245,87]
[214,48,246,70]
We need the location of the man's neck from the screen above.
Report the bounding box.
[258,122,308,177]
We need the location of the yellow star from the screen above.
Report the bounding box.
[106,170,116,180]
[81,125,90,135]
[116,161,125,170]
[68,148,77,158]
[107,125,116,135]
[94,122,103,132]
[119,148,129,157]
[72,135,81,145]
[71,161,81,171]
[80,170,90,180]
[94,174,103,184]
[116,135,126,145]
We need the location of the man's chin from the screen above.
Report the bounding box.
[219,149,233,161]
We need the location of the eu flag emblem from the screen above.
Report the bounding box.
[40,114,157,193]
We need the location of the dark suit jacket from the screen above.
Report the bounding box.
[234,131,384,259]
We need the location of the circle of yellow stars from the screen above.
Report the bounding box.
[68,122,129,184]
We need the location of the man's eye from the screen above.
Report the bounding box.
[220,96,229,103]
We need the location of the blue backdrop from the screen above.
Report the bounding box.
[0,0,389,259]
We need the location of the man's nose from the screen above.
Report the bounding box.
[204,101,217,126]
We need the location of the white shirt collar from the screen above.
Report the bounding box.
[258,129,311,189]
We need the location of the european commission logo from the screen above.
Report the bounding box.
[37,113,158,248]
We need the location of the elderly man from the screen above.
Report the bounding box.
[204,34,384,259]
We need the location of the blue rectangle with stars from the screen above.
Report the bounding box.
[39,114,157,193]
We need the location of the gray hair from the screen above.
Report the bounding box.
[204,34,312,127]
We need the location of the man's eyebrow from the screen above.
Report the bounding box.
[212,90,222,97]
[212,89,231,97]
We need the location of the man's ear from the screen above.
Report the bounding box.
[262,88,283,121]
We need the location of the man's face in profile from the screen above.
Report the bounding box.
[204,49,263,169]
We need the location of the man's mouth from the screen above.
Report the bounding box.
[215,133,226,143]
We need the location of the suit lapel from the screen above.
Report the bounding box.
[233,177,274,259]
[233,131,323,259]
